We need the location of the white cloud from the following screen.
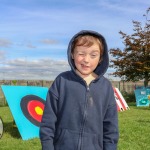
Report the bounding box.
[26,42,36,49]
[0,38,13,47]
[98,0,149,14]
[0,58,70,80]
[0,50,6,60]
[40,39,59,45]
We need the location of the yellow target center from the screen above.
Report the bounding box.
[35,106,43,115]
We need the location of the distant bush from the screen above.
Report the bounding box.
[121,91,136,103]
[12,80,17,85]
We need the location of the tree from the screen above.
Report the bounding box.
[109,7,150,87]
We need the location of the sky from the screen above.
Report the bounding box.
[0,0,149,81]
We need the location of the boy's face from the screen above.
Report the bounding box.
[72,42,100,78]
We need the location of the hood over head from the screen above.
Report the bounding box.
[67,30,109,77]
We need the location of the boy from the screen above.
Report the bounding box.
[40,30,119,150]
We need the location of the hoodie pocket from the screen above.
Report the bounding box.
[54,129,79,150]
[82,132,102,150]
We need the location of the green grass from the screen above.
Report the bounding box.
[118,104,150,150]
[0,106,41,150]
[0,104,150,150]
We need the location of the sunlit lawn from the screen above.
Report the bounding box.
[0,104,150,150]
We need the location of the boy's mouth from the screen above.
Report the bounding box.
[81,64,90,68]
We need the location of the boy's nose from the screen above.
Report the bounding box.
[83,55,90,63]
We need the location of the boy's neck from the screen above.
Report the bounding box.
[76,70,98,85]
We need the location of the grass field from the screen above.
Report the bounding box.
[0,104,150,150]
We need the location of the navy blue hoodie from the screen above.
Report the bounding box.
[40,30,119,150]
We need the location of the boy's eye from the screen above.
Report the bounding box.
[91,54,98,58]
[78,53,85,56]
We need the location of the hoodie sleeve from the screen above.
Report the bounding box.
[103,86,119,150]
[39,87,58,150]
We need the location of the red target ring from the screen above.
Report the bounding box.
[27,100,45,122]
[20,95,45,126]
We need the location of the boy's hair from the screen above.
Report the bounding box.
[71,35,104,62]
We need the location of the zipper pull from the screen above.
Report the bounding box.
[87,86,90,91]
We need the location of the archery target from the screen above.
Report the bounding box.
[1,85,48,140]
[20,95,45,127]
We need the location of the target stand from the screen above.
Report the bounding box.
[0,117,3,139]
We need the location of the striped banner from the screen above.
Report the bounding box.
[114,87,129,111]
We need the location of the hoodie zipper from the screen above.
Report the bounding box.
[78,85,90,150]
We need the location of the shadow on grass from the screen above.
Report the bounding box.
[3,121,21,139]
[137,120,150,123]
[128,102,136,106]
[134,107,150,110]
